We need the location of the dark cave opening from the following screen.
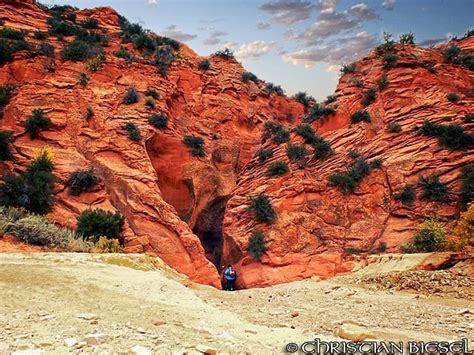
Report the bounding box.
[192,197,229,269]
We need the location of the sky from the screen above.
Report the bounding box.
[49,0,473,100]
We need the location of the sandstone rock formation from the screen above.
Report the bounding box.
[0,0,472,288]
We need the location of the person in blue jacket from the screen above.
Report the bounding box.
[223,265,237,291]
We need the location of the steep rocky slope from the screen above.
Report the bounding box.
[0,1,472,289]
[222,37,474,287]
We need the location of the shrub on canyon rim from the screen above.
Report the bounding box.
[198,58,210,71]
[394,184,416,205]
[149,113,168,129]
[25,109,53,139]
[122,122,141,142]
[402,219,446,253]
[66,168,100,196]
[266,161,289,177]
[123,87,138,104]
[256,147,273,163]
[418,121,473,150]
[351,110,371,124]
[242,71,259,83]
[304,104,336,123]
[293,92,314,107]
[418,175,449,202]
[248,193,276,224]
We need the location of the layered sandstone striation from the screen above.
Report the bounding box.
[0,1,472,289]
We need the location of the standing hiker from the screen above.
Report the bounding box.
[223,265,237,291]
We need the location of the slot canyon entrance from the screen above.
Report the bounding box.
[146,133,231,269]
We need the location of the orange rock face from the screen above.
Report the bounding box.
[222,39,474,288]
[0,1,304,288]
[0,1,472,289]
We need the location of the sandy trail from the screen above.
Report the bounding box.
[0,253,473,354]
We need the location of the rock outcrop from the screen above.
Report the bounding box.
[0,1,472,288]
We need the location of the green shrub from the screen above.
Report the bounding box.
[0,131,14,161]
[387,122,401,133]
[351,110,371,123]
[295,124,317,143]
[47,16,78,36]
[286,143,307,167]
[61,40,97,61]
[383,53,398,69]
[144,88,160,100]
[149,113,168,129]
[0,136,14,168]
[86,52,106,72]
[79,72,89,87]
[426,65,437,74]
[256,147,273,163]
[294,92,314,107]
[304,104,336,123]
[361,88,377,106]
[248,230,266,260]
[183,135,206,156]
[399,32,415,44]
[419,121,473,150]
[262,121,290,144]
[66,12,77,23]
[38,42,55,57]
[0,83,15,108]
[0,27,25,40]
[324,95,337,104]
[248,193,276,224]
[114,47,133,62]
[377,75,389,90]
[377,31,395,53]
[25,109,52,139]
[85,106,94,120]
[0,151,56,214]
[350,78,363,88]
[198,58,210,70]
[340,62,356,74]
[123,87,138,104]
[122,122,141,141]
[461,164,474,205]
[447,92,460,102]
[267,161,289,176]
[443,45,461,63]
[0,39,13,65]
[76,209,124,242]
[313,139,334,160]
[465,113,474,123]
[264,82,285,96]
[242,71,259,83]
[145,97,155,108]
[154,45,176,76]
[34,31,48,40]
[214,48,234,59]
[80,18,99,29]
[329,155,383,194]
[394,184,416,205]
[403,219,446,253]
[419,175,449,202]
[66,168,99,196]
[131,33,156,52]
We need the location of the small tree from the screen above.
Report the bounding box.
[377,75,389,90]
[66,168,99,196]
[25,109,53,139]
[294,92,314,107]
[0,83,16,108]
[183,135,206,156]
[248,230,266,260]
[461,164,474,205]
[313,139,333,160]
[304,104,336,123]
[242,71,259,83]
[286,143,307,167]
[387,122,401,133]
[399,32,415,44]
[123,87,138,104]
[248,193,276,224]
[452,204,474,249]
[351,110,371,123]
[419,175,449,202]
[122,122,141,142]
[76,209,124,242]
[383,53,398,69]
[198,58,210,70]
[408,219,446,252]
[214,48,234,59]
[324,94,337,104]
[0,131,14,161]
[361,88,377,106]
[267,161,289,176]
[256,147,273,163]
[149,113,168,129]
[340,63,356,74]
[447,92,460,102]
[394,184,416,205]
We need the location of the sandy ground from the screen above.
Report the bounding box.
[0,253,473,354]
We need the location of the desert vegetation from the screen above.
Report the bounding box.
[248,193,276,224]
[183,135,206,156]
[248,230,267,260]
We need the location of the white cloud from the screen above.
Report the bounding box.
[235,41,278,61]
[223,41,238,49]
[203,30,228,45]
[258,0,318,25]
[382,0,395,10]
[257,21,271,30]
[146,0,157,5]
[282,31,378,68]
[160,25,197,42]
[326,64,341,72]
